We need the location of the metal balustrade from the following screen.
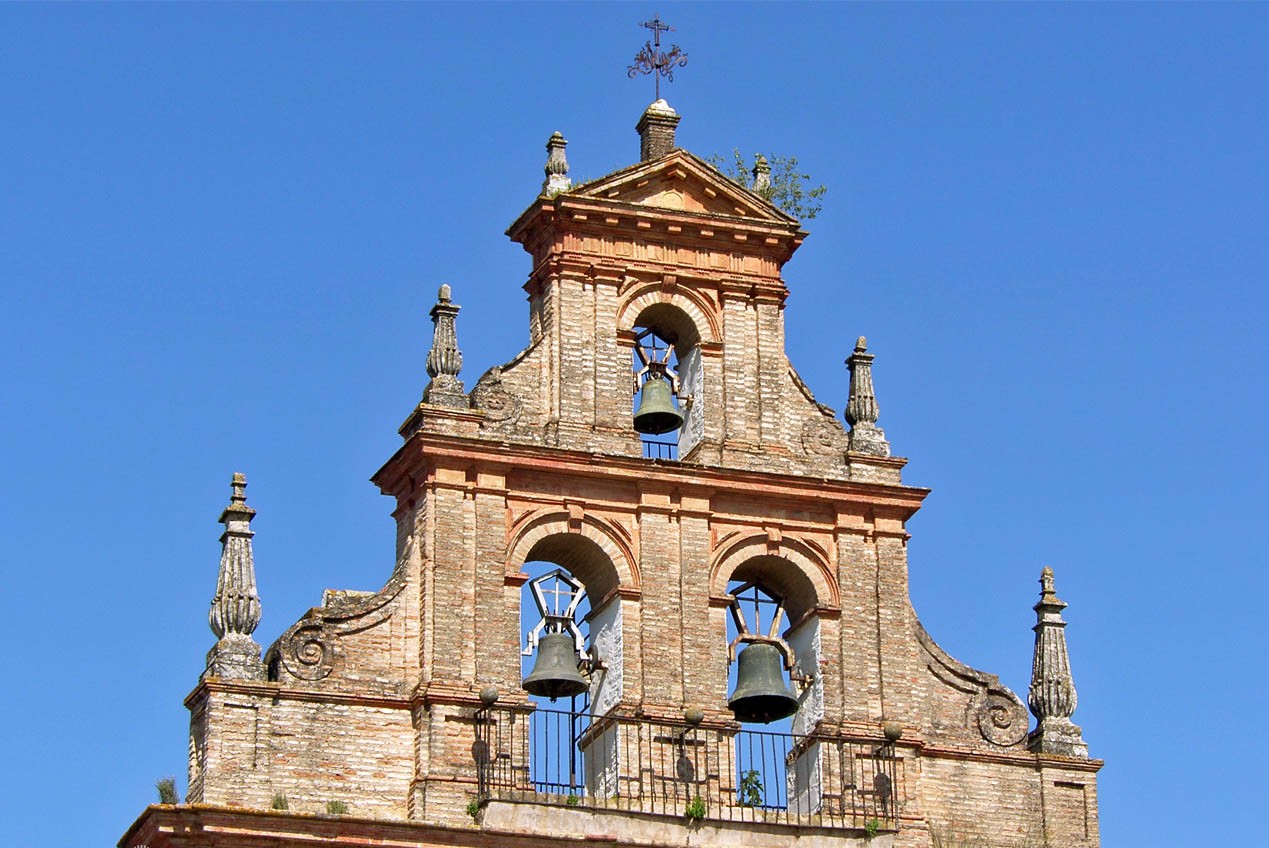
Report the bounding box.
[641,439,679,460]
[474,704,900,831]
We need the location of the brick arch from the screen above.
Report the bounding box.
[507,510,640,604]
[709,533,839,624]
[618,282,720,347]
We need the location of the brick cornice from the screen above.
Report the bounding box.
[374,433,929,519]
[185,678,410,711]
[918,743,1105,773]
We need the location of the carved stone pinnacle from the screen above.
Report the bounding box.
[1026,566,1087,757]
[751,154,771,194]
[206,472,264,681]
[422,284,467,409]
[543,132,571,194]
[845,335,890,457]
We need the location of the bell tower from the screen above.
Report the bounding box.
[129,97,1101,848]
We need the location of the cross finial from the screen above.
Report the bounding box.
[628,14,688,101]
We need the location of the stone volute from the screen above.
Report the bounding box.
[205,472,264,681]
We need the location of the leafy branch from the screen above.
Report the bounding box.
[705,149,827,220]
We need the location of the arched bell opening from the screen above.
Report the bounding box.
[630,303,704,458]
[516,534,627,803]
[722,568,825,816]
[725,581,806,727]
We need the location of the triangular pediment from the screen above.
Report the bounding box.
[569,150,798,224]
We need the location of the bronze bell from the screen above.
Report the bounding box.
[728,642,799,724]
[633,375,684,435]
[523,631,588,700]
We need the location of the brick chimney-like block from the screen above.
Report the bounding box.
[636,99,681,161]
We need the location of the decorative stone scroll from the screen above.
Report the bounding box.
[974,689,1029,747]
[917,621,1029,749]
[470,366,523,427]
[801,417,845,457]
[266,538,411,684]
[278,623,338,681]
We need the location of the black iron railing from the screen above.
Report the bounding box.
[474,705,899,831]
[642,439,679,460]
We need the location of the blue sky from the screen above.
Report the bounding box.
[2,3,1266,846]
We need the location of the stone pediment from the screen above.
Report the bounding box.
[570,150,798,224]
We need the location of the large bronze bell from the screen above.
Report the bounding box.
[523,631,588,700]
[633,375,684,435]
[728,642,799,724]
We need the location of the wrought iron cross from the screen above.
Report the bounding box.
[627,14,688,101]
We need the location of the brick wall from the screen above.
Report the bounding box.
[183,150,1099,847]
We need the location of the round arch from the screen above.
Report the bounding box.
[709,533,838,624]
[618,282,720,348]
[507,510,640,604]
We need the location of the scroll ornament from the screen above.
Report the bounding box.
[279,623,338,681]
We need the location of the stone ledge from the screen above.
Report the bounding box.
[480,798,891,848]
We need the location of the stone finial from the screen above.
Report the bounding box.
[543,132,571,194]
[422,284,467,408]
[636,99,681,162]
[751,154,771,194]
[844,336,890,456]
[1026,566,1088,757]
[206,472,264,680]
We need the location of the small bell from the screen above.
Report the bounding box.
[523,631,588,700]
[728,642,799,724]
[633,375,684,435]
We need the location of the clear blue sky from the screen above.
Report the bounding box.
[2,4,1265,846]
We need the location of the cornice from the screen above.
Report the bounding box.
[507,195,805,268]
[119,804,603,848]
[918,744,1105,773]
[186,678,410,711]
[373,432,929,518]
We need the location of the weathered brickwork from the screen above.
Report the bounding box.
[124,106,1099,848]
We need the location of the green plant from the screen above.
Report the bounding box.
[326,800,348,816]
[271,793,289,811]
[155,776,178,805]
[684,795,706,821]
[565,793,581,807]
[466,799,481,819]
[737,769,764,807]
[705,149,827,220]
[864,818,881,839]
